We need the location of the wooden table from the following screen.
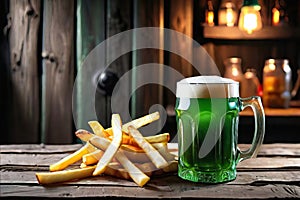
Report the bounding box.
[1,143,299,199]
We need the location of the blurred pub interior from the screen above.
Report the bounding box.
[0,0,299,145]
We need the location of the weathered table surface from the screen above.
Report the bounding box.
[1,143,299,199]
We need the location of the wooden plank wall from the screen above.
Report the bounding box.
[75,0,105,134]
[132,0,164,119]
[2,0,299,144]
[3,0,195,144]
[3,0,75,144]
[41,0,74,144]
[6,0,41,143]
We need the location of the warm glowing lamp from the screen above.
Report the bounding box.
[238,0,262,34]
[205,0,215,26]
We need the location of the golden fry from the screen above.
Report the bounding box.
[36,166,96,185]
[144,133,170,144]
[127,126,168,169]
[49,142,95,172]
[105,111,160,135]
[93,114,123,176]
[88,121,106,137]
[82,149,104,165]
[152,142,176,161]
[37,112,178,187]
[89,136,150,187]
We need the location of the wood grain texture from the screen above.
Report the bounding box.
[75,0,106,132]
[1,170,299,186]
[132,0,164,121]
[8,0,41,143]
[101,0,132,125]
[0,143,299,199]
[169,0,193,77]
[1,184,299,199]
[42,0,74,144]
[0,144,83,153]
[164,0,193,109]
[3,154,296,170]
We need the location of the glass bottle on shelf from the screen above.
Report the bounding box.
[223,57,247,97]
[205,0,215,26]
[218,0,238,27]
[263,59,292,108]
[272,0,289,26]
[243,68,262,97]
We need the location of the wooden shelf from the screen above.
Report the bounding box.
[240,107,300,117]
[203,26,300,40]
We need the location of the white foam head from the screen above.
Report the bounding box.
[176,76,239,98]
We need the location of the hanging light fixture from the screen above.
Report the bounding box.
[238,0,262,34]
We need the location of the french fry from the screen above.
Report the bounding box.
[75,125,150,187]
[127,126,168,169]
[37,111,178,187]
[104,162,130,180]
[121,143,174,163]
[105,111,160,135]
[88,121,107,138]
[108,132,170,147]
[75,129,93,142]
[49,142,96,172]
[36,166,96,185]
[76,129,170,147]
[88,136,150,187]
[162,160,178,173]
[152,142,176,161]
[121,144,143,153]
[121,111,160,133]
[93,114,123,176]
[82,149,104,166]
[152,160,178,175]
[123,150,151,163]
[144,133,170,144]
[80,163,88,168]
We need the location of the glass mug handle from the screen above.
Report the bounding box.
[238,96,265,162]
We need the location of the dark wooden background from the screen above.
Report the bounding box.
[1,0,299,144]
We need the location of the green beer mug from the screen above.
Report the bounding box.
[175,76,265,183]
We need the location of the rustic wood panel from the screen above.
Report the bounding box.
[1,151,299,170]
[7,0,41,143]
[75,0,106,132]
[238,143,300,156]
[1,184,299,199]
[169,0,193,77]
[0,144,83,153]
[0,144,299,199]
[97,0,132,126]
[164,0,194,115]
[1,170,299,186]
[0,153,72,166]
[132,0,164,120]
[0,143,300,171]
[41,0,74,144]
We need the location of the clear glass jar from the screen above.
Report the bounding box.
[223,57,246,97]
[218,0,238,27]
[263,59,292,108]
[243,68,261,97]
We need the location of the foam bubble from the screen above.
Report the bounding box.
[176,76,239,98]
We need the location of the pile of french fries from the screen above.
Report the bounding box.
[35,112,177,187]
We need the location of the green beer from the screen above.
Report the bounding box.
[175,76,265,183]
